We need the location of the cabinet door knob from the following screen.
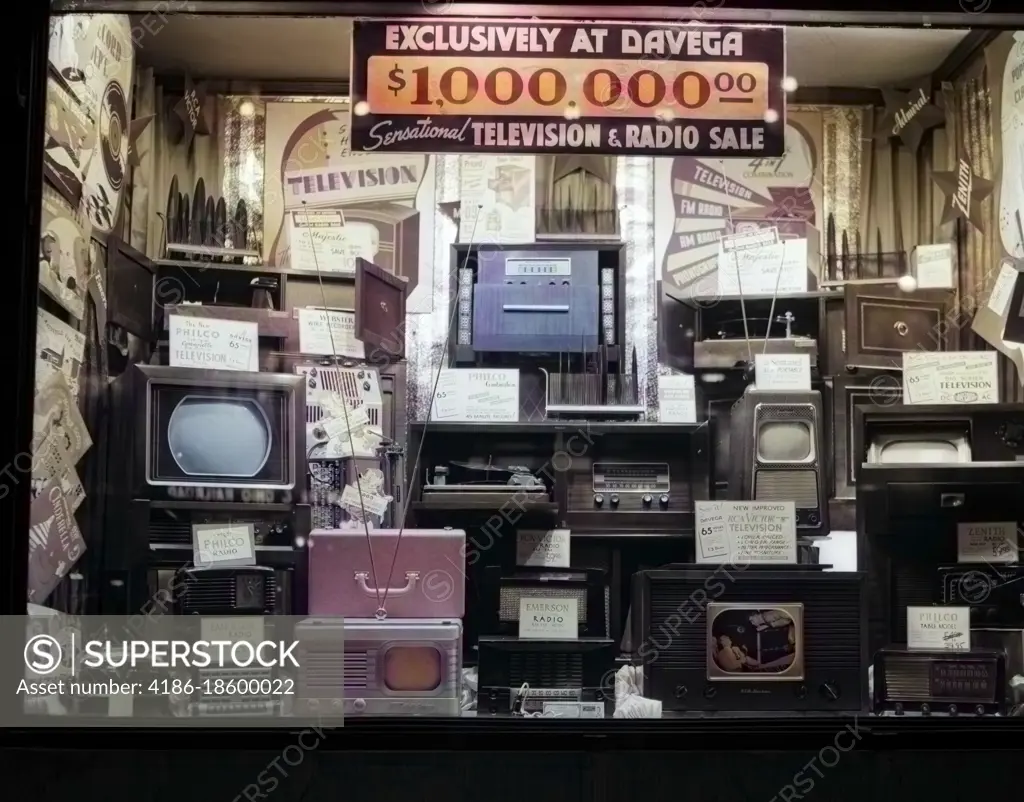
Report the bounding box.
[893,321,909,337]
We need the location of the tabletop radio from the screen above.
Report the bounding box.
[873,648,1007,716]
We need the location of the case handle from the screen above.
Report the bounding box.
[503,304,570,313]
[354,571,419,597]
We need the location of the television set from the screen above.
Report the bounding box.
[854,403,1023,470]
[856,406,1024,652]
[631,566,866,712]
[727,387,829,536]
[108,364,305,502]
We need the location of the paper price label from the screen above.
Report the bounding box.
[907,606,970,651]
[192,523,256,568]
[169,315,258,372]
[200,616,266,646]
[658,374,696,423]
[516,530,571,568]
[754,353,811,391]
[339,484,391,519]
[519,597,578,640]
[695,500,797,564]
[957,522,1019,563]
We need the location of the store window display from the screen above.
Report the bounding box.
[7,2,1024,730]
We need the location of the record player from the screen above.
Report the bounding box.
[423,460,548,496]
[661,292,825,373]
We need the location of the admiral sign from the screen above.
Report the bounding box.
[350,21,786,157]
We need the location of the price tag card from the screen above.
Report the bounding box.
[695,501,797,564]
[200,616,266,647]
[169,315,258,372]
[516,529,571,568]
[658,374,697,423]
[754,353,811,392]
[907,606,970,651]
[191,523,257,568]
[903,351,999,404]
[721,227,780,253]
[287,209,378,275]
[913,243,954,290]
[957,522,1019,563]
[519,597,578,640]
[297,308,364,358]
[987,262,1020,316]
[718,238,809,296]
[339,484,392,519]
[695,502,730,561]
[428,369,519,422]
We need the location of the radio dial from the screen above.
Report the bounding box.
[610,494,620,507]
[659,494,670,508]
[642,494,653,507]
[594,494,604,507]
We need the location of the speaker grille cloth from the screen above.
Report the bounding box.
[755,471,818,507]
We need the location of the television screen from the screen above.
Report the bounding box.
[757,420,813,462]
[148,385,293,488]
[382,646,443,692]
[867,431,971,464]
[707,603,804,681]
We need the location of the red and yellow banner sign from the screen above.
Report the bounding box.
[350,21,786,157]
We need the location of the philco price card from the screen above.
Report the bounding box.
[429,369,519,422]
[519,597,578,640]
[169,315,258,372]
[695,501,797,564]
[957,522,1019,563]
[192,523,257,568]
[907,606,970,651]
[902,351,999,405]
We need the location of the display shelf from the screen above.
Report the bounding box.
[408,421,709,436]
[155,258,357,281]
[6,715,1024,751]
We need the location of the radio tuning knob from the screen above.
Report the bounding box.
[948,704,958,716]
[920,703,931,716]
[594,494,604,507]
[975,705,986,716]
[642,494,653,507]
[609,494,620,507]
[659,494,670,508]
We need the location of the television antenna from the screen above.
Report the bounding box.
[303,199,484,619]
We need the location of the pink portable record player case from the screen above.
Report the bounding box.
[309,528,466,618]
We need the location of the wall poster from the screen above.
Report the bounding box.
[654,117,820,295]
[998,33,1023,261]
[262,101,437,313]
[46,14,134,234]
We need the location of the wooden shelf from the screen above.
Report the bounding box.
[155,258,356,281]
